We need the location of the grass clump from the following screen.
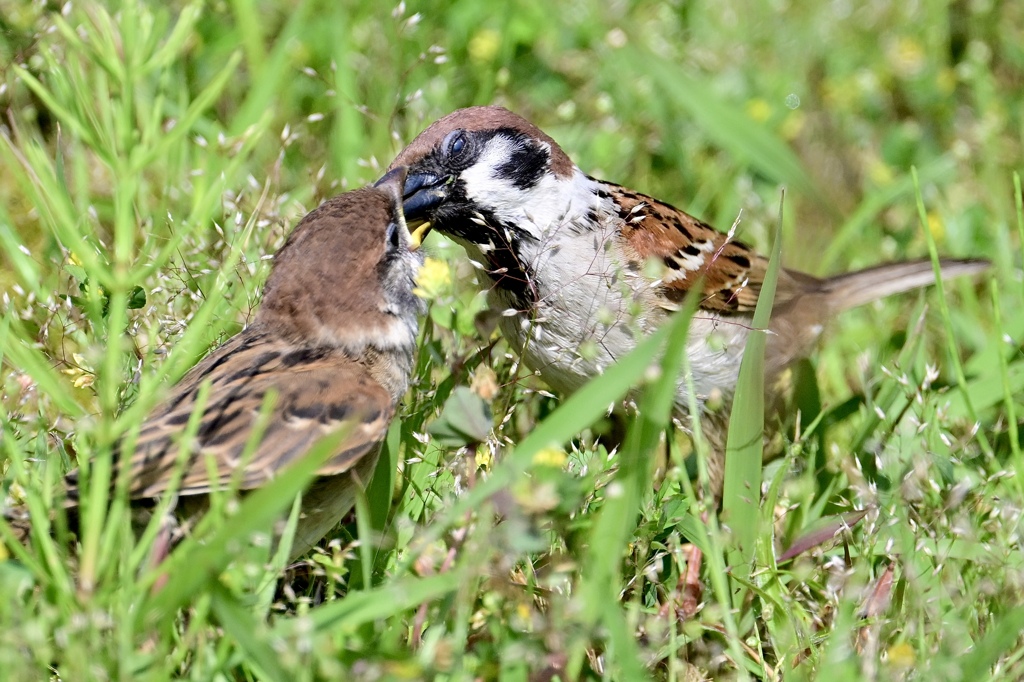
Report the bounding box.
[1,1,1022,679]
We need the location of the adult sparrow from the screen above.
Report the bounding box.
[58,168,423,559]
[386,106,987,484]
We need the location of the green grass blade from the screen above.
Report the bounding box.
[226,0,267,75]
[144,1,204,72]
[959,605,1024,678]
[280,570,465,634]
[227,0,313,136]
[209,583,291,682]
[820,159,954,273]
[1016,172,1024,303]
[722,194,784,583]
[363,418,401,581]
[601,598,653,681]
[912,167,994,458]
[353,478,374,591]
[0,204,42,292]
[580,292,699,604]
[396,310,691,575]
[569,287,699,677]
[11,66,101,151]
[132,51,243,171]
[991,279,1022,489]
[139,425,355,625]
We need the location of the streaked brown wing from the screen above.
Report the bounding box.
[68,327,392,500]
[610,184,813,314]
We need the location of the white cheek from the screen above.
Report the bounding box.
[461,141,599,240]
[461,137,528,228]
[461,136,520,195]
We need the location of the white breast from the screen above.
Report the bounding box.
[461,178,754,415]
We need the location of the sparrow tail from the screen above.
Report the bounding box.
[822,258,989,313]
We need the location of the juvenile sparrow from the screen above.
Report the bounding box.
[60,167,423,559]
[387,106,987,483]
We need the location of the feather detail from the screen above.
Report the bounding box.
[71,326,396,500]
[57,180,421,560]
[609,183,989,318]
[609,183,769,313]
[389,104,992,500]
[818,258,990,313]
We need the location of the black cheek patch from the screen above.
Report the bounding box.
[493,136,548,190]
[431,186,481,241]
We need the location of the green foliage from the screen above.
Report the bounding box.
[1,0,1021,679]
[722,198,783,591]
[429,387,493,448]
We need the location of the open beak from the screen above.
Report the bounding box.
[375,165,430,251]
[378,168,451,250]
[399,170,455,249]
[408,221,432,250]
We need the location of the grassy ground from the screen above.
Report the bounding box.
[1,1,1022,679]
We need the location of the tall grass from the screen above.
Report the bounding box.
[1,1,1021,679]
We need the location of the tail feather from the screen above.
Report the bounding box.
[823,258,989,313]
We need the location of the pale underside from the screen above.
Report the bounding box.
[459,210,756,416]
[450,156,982,430]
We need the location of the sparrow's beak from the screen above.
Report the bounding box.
[402,171,450,217]
[399,170,454,248]
[374,166,428,251]
[375,166,409,212]
[408,221,431,250]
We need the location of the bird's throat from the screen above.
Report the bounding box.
[441,213,541,307]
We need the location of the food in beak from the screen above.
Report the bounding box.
[408,221,432,250]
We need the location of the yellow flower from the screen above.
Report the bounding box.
[745,98,771,123]
[781,110,806,140]
[475,445,492,470]
[927,212,945,242]
[468,29,500,63]
[867,159,894,186]
[532,446,567,468]
[886,642,915,668]
[937,68,956,94]
[889,36,925,78]
[413,256,451,299]
[63,352,95,388]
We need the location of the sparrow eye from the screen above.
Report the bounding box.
[444,130,467,159]
[385,222,402,251]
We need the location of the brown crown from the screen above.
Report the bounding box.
[389,105,574,178]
